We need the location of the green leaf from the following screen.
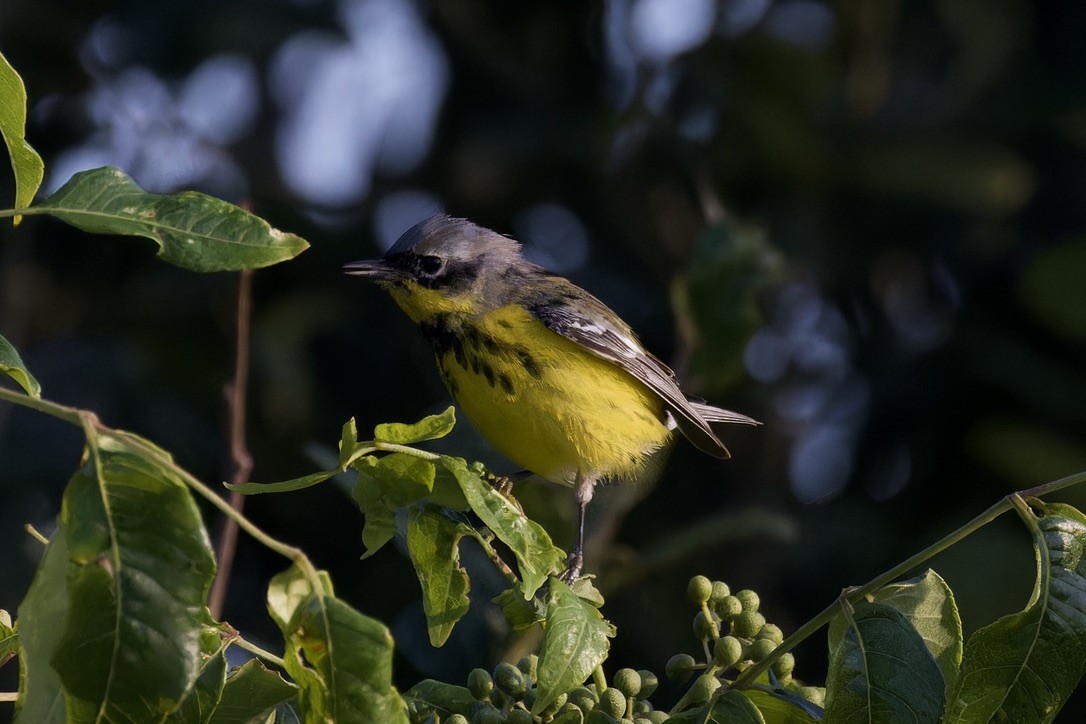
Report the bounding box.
[226,469,339,495]
[169,622,231,724]
[0,609,14,667]
[0,333,41,397]
[0,50,44,224]
[351,453,435,559]
[669,691,766,723]
[338,418,361,468]
[824,602,945,723]
[872,569,962,701]
[442,457,565,597]
[403,680,475,718]
[406,507,471,647]
[267,562,408,724]
[364,453,436,504]
[209,659,298,724]
[945,502,1086,723]
[14,535,70,724]
[532,578,615,716]
[50,432,218,722]
[740,690,820,723]
[374,406,456,444]
[32,166,308,272]
[493,587,546,631]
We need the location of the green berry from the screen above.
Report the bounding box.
[735,589,760,612]
[798,686,826,707]
[757,623,784,644]
[506,710,532,724]
[467,668,493,700]
[747,637,776,662]
[693,610,719,641]
[614,667,642,697]
[773,652,796,679]
[715,595,743,618]
[637,669,659,698]
[646,712,670,724]
[713,635,743,668]
[470,705,503,724]
[665,653,697,682]
[599,687,628,718]
[710,580,731,602]
[687,575,713,604]
[633,699,653,714]
[686,673,721,706]
[493,662,527,698]
[732,610,766,638]
[447,716,469,724]
[568,686,598,712]
[517,654,538,681]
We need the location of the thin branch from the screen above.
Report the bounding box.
[230,634,287,669]
[209,268,255,620]
[730,470,1086,689]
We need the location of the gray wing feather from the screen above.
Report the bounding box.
[523,277,757,459]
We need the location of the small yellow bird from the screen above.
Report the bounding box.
[345,215,758,578]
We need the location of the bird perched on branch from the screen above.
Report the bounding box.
[346,215,758,579]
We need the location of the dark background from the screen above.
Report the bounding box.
[2,0,1085,715]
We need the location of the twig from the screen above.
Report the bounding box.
[730,470,1086,689]
[209,268,255,620]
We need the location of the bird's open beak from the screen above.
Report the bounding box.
[343,258,397,281]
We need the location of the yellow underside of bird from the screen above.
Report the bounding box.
[399,297,672,487]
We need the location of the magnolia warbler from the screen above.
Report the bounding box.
[345,215,758,578]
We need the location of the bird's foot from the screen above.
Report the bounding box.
[559,550,584,584]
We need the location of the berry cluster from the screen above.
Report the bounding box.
[665,576,825,709]
[408,655,667,723]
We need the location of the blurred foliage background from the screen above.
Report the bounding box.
[1,0,1085,713]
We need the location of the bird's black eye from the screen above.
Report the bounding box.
[418,255,444,276]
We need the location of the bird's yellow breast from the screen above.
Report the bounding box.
[428,304,671,485]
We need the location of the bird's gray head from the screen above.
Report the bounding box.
[344,214,533,318]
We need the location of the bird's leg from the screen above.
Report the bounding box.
[561,472,594,583]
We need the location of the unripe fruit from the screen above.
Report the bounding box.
[447,716,469,724]
[773,652,796,679]
[599,687,628,718]
[747,637,776,662]
[733,610,766,638]
[686,673,721,706]
[614,668,642,697]
[713,635,743,668]
[568,686,598,712]
[735,589,760,612]
[470,706,503,724]
[646,712,670,724]
[506,710,531,724]
[517,654,538,681]
[710,580,731,602]
[693,610,719,641]
[757,623,784,644]
[687,575,713,604]
[467,668,493,700]
[798,686,826,707]
[637,669,659,698]
[715,595,743,618]
[665,653,697,682]
[493,662,527,698]
[633,699,652,714]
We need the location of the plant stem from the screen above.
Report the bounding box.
[0,385,305,563]
[209,268,255,620]
[730,469,1086,689]
[231,635,287,669]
